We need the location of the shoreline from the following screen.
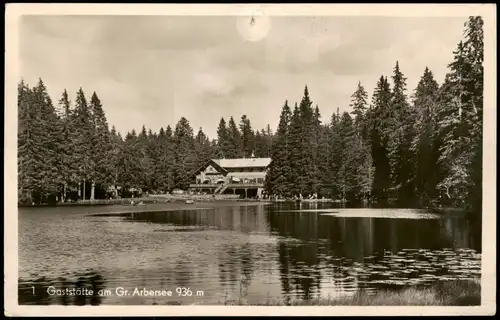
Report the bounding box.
[17,196,339,208]
[18,197,472,215]
[17,196,477,220]
[17,196,239,207]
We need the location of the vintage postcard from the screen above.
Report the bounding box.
[4,3,496,317]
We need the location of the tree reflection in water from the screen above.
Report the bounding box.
[269,203,482,302]
[19,202,481,305]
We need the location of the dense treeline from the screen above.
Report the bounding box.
[265,16,483,212]
[18,16,482,213]
[17,82,273,204]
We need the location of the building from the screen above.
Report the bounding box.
[189,156,271,198]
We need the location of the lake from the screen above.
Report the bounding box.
[18,202,482,305]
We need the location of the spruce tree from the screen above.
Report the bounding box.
[328,108,342,199]
[287,103,303,196]
[436,16,483,210]
[227,116,243,158]
[311,105,325,194]
[370,76,392,202]
[298,86,318,195]
[388,61,416,205]
[17,81,38,203]
[239,115,255,158]
[216,117,231,159]
[317,124,331,185]
[72,88,95,199]
[32,79,62,200]
[173,117,196,189]
[265,100,292,197]
[464,16,484,213]
[109,125,123,194]
[348,83,373,201]
[56,89,77,201]
[136,125,154,192]
[350,81,369,140]
[195,127,214,168]
[146,128,160,191]
[254,130,263,157]
[156,126,175,192]
[255,127,273,158]
[411,67,440,206]
[118,130,143,192]
[155,127,168,192]
[263,125,273,157]
[335,112,359,201]
[89,92,114,198]
[355,137,374,202]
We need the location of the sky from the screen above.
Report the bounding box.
[19,15,468,139]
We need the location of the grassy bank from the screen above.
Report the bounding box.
[224,280,481,306]
[18,194,245,207]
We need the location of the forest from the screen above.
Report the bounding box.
[17,17,483,213]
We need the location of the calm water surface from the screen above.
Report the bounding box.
[19,202,482,305]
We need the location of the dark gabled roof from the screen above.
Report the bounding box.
[190,159,228,177]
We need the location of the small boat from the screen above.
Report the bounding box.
[185,200,194,204]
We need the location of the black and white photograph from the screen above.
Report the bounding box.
[4,3,496,317]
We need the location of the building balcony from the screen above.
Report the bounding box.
[226,183,264,188]
[189,183,219,188]
[189,182,264,189]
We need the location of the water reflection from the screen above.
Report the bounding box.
[19,203,481,305]
[269,206,481,301]
[126,206,270,235]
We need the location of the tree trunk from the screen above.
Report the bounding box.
[90,181,95,200]
[78,182,81,199]
[62,183,66,203]
[83,179,86,201]
[445,186,451,199]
